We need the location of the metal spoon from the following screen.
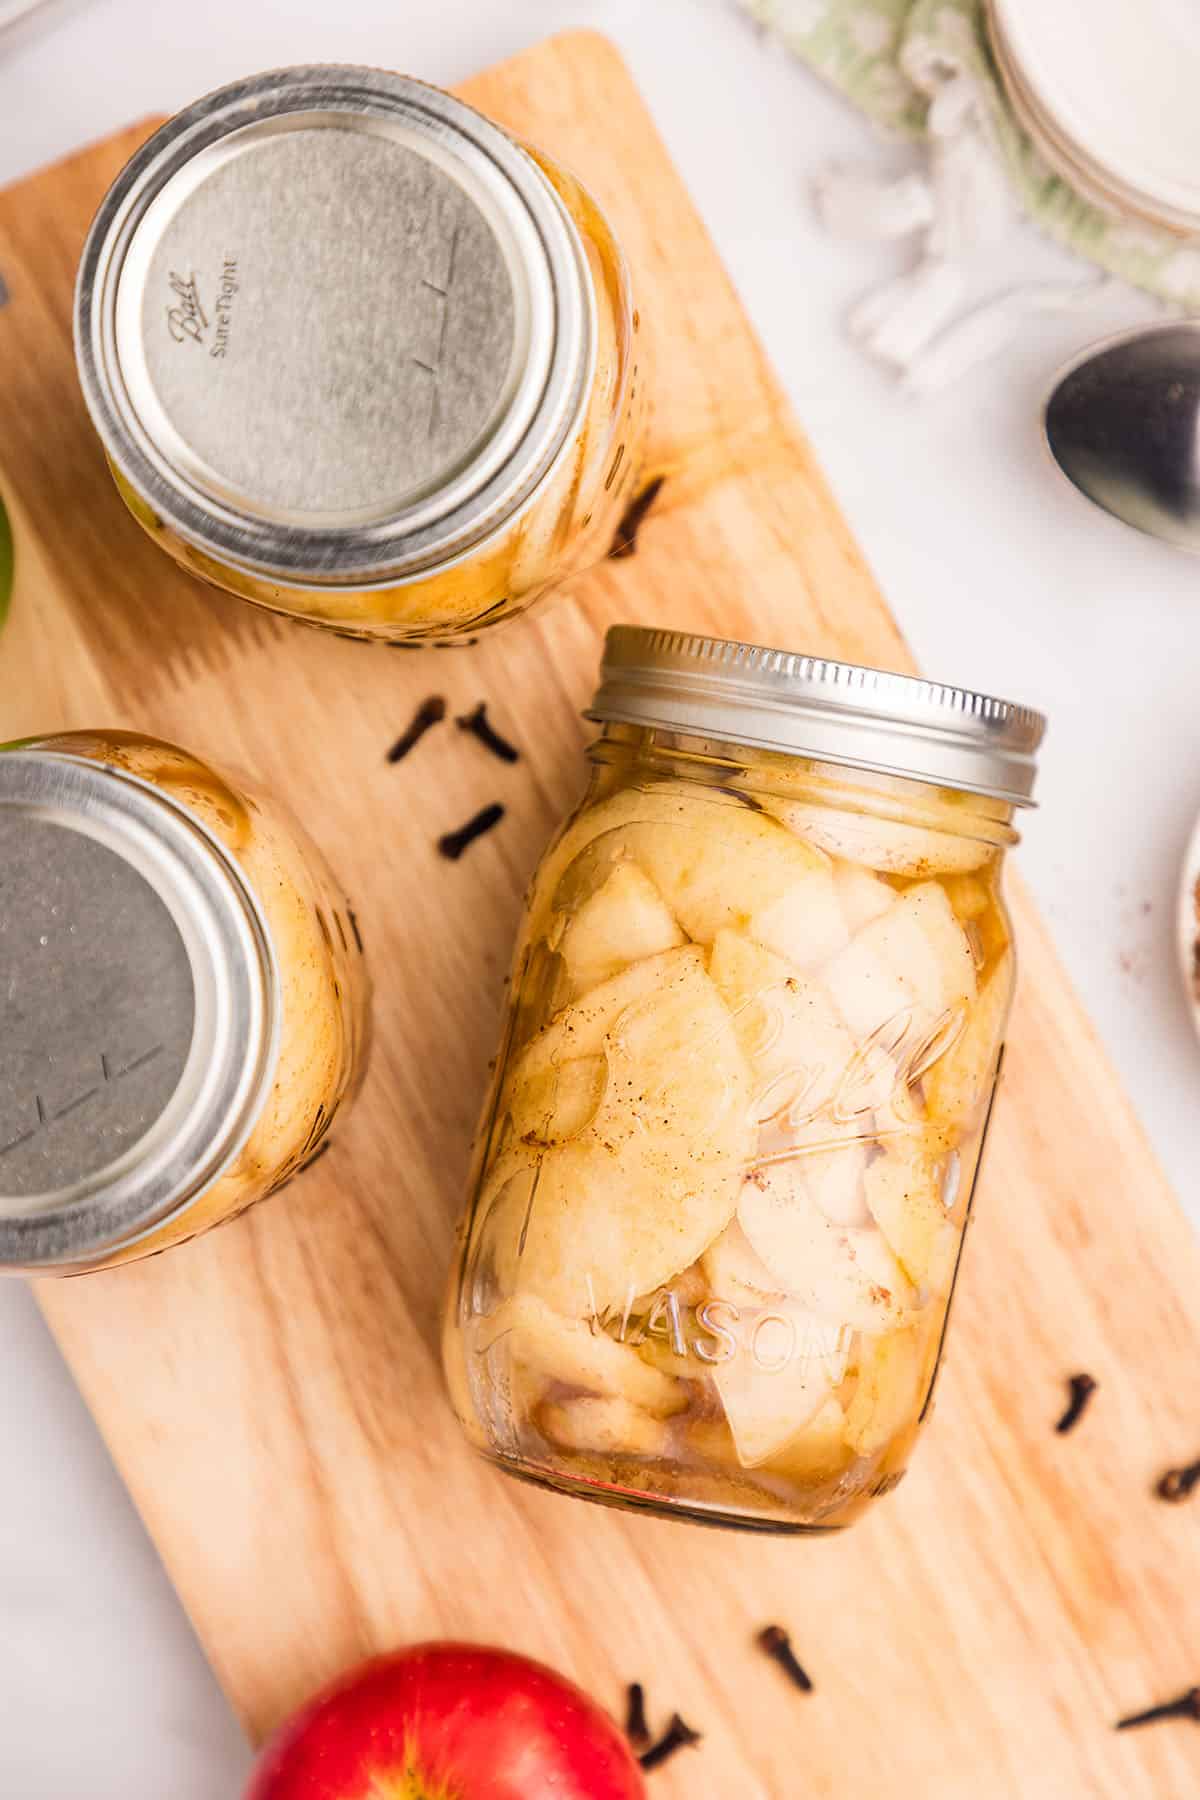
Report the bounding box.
[1045,320,1200,550]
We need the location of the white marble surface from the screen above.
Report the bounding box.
[2,2,1199,1794]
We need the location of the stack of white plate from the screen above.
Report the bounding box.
[987,0,1200,235]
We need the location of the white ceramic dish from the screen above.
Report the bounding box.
[990,0,1200,234]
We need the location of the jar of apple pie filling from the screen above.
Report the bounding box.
[74,66,643,643]
[0,732,368,1274]
[444,628,1046,1532]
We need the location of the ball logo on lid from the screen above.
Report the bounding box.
[166,269,208,346]
[166,258,239,358]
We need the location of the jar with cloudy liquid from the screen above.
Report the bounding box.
[444,628,1045,1531]
[0,732,368,1273]
[74,66,643,643]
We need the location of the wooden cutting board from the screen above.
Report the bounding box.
[2,31,1199,1798]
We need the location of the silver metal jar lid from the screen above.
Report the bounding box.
[0,751,280,1270]
[75,65,594,588]
[586,627,1046,806]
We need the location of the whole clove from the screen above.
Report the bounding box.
[1156,1458,1200,1503]
[438,803,505,861]
[638,1714,702,1772]
[456,702,519,764]
[387,695,446,762]
[1054,1372,1097,1434]
[624,1682,651,1750]
[757,1624,813,1693]
[609,473,666,560]
[1116,1686,1200,1731]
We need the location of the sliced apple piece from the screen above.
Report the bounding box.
[632,1321,698,1384]
[975,900,1012,970]
[480,1293,685,1417]
[538,1393,673,1458]
[702,1224,852,1467]
[523,945,704,1066]
[834,860,896,933]
[714,1331,848,1469]
[702,1217,787,1302]
[709,930,855,1127]
[524,784,698,949]
[769,800,991,876]
[748,862,848,973]
[493,952,753,1315]
[593,951,750,1148]
[737,1161,914,1330]
[508,1054,606,1147]
[864,1149,959,1297]
[922,949,1012,1140]
[873,882,977,1020]
[491,1137,744,1320]
[544,783,833,950]
[843,1328,924,1456]
[785,1120,870,1226]
[626,1262,709,1381]
[557,862,685,999]
[824,883,976,1056]
[505,946,701,1143]
[942,871,990,922]
[628,810,831,946]
[765,1394,853,1484]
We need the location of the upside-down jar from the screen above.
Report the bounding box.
[74,65,643,643]
[444,627,1045,1532]
[0,731,368,1273]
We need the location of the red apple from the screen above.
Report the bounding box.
[245,1641,647,1800]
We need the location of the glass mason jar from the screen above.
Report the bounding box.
[74,66,643,645]
[0,730,369,1274]
[444,627,1045,1532]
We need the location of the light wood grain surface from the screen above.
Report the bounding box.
[2,32,1199,1798]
